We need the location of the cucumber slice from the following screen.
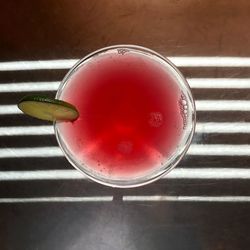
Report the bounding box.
[18,95,79,121]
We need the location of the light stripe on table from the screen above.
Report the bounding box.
[169,56,250,67]
[123,195,250,202]
[195,100,250,111]
[0,122,249,136]
[1,168,250,181]
[2,100,250,115]
[0,59,77,71]
[188,78,250,89]
[1,57,250,71]
[0,82,60,92]
[0,126,54,136]
[0,144,250,158]
[0,196,249,203]
[188,144,250,156]
[195,122,250,133]
[0,79,249,93]
[0,147,63,158]
[0,197,113,203]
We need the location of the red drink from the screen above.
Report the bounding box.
[56,46,194,186]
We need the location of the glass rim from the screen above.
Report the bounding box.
[54,44,196,188]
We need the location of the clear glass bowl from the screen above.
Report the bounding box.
[54,45,196,188]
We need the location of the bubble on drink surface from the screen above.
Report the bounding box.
[148,112,163,128]
[117,48,129,55]
[117,140,133,154]
[178,94,188,129]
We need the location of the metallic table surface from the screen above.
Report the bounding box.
[1,1,250,249]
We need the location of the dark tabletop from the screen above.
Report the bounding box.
[1,1,250,249]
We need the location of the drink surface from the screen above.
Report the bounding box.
[58,49,186,179]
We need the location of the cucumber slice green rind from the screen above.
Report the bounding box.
[18,95,79,122]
